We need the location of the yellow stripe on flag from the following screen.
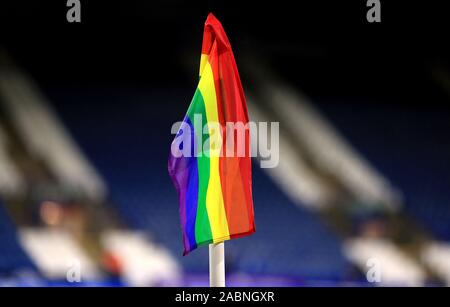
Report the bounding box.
[199,54,208,77]
[198,61,230,242]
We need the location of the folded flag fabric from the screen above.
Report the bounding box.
[168,13,255,255]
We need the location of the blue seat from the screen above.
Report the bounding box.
[0,201,36,274]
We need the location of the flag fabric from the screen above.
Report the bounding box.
[168,13,255,255]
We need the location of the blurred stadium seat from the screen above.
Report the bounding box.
[0,201,36,275]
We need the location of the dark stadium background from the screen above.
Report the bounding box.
[0,0,449,286]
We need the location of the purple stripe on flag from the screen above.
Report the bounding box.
[168,117,198,254]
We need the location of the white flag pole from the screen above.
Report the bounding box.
[209,242,225,287]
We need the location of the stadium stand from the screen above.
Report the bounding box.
[48,88,352,281]
[241,60,401,212]
[1,50,448,285]
[316,104,450,241]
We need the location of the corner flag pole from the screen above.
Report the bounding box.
[209,242,225,287]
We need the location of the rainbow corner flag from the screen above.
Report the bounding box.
[168,13,255,255]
